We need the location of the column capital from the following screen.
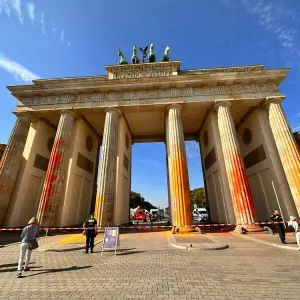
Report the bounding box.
[214,101,232,110]
[104,107,121,116]
[263,96,285,108]
[60,109,77,118]
[13,113,35,123]
[166,104,182,112]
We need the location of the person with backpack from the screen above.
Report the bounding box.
[17,217,40,278]
[287,216,300,250]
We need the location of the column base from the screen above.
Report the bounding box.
[235,224,263,233]
[172,226,194,234]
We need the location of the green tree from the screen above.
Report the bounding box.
[130,191,157,211]
[190,187,206,208]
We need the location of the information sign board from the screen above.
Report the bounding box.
[101,227,119,256]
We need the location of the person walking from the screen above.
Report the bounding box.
[287,216,300,250]
[271,209,286,244]
[83,213,97,253]
[17,217,40,278]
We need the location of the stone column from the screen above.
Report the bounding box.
[37,110,75,227]
[264,96,300,215]
[95,108,120,227]
[165,139,172,223]
[166,104,192,230]
[0,115,30,225]
[216,102,259,230]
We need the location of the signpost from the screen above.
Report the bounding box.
[101,227,119,256]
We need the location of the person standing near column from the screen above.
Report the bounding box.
[271,209,286,244]
[83,213,97,253]
[287,216,300,250]
[17,217,40,278]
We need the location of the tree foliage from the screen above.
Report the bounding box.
[130,191,157,211]
[190,187,206,208]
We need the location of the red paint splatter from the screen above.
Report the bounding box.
[229,150,257,223]
[39,137,63,214]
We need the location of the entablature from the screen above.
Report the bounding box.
[7,64,289,99]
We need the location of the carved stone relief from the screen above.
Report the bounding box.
[20,83,278,107]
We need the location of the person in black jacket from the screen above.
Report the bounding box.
[271,209,286,244]
[83,213,97,253]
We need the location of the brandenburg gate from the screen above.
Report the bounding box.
[1,56,300,231]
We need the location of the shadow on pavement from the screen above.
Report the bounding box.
[0,262,18,268]
[23,265,92,277]
[117,250,147,256]
[45,241,103,252]
[45,246,86,252]
[0,266,42,273]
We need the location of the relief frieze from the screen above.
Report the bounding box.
[20,83,278,106]
[113,70,173,79]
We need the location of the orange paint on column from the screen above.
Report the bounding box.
[216,102,259,228]
[94,195,103,225]
[166,105,192,229]
[37,111,75,227]
[267,98,300,214]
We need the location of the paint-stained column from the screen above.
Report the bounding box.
[95,108,120,227]
[216,102,259,229]
[166,104,192,230]
[0,115,30,225]
[265,96,300,215]
[165,139,172,223]
[37,110,75,227]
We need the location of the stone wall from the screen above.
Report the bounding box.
[0,144,5,161]
[294,132,300,149]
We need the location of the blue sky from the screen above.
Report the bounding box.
[1,0,300,208]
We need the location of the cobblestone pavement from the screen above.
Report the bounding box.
[1,231,300,300]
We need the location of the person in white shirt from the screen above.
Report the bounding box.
[287,216,300,250]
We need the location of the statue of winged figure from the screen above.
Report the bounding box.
[161,45,171,62]
[118,50,128,64]
[131,45,140,64]
[148,43,156,63]
[139,45,148,63]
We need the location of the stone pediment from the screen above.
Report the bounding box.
[105,61,180,80]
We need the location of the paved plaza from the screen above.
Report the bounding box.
[1,231,300,300]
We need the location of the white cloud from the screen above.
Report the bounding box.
[185,141,200,159]
[0,1,11,17]
[4,4,11,17]
[52,21,56,32]
[11,0,22,23]
[40,11,45,34]
[60,30,64,44]
[68,40,71,47]
[27,2,34,21]
[0,53,39,83]
[0,0,22,22]
[240,0,299,62]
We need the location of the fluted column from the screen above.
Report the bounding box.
[265,96,300,215]
[37,110,75,227]
[95,108,120,227]
[0,115,30,225]
[166,104,192,229]
[216,102,259,229]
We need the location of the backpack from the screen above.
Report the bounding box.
[288,224,295,233]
